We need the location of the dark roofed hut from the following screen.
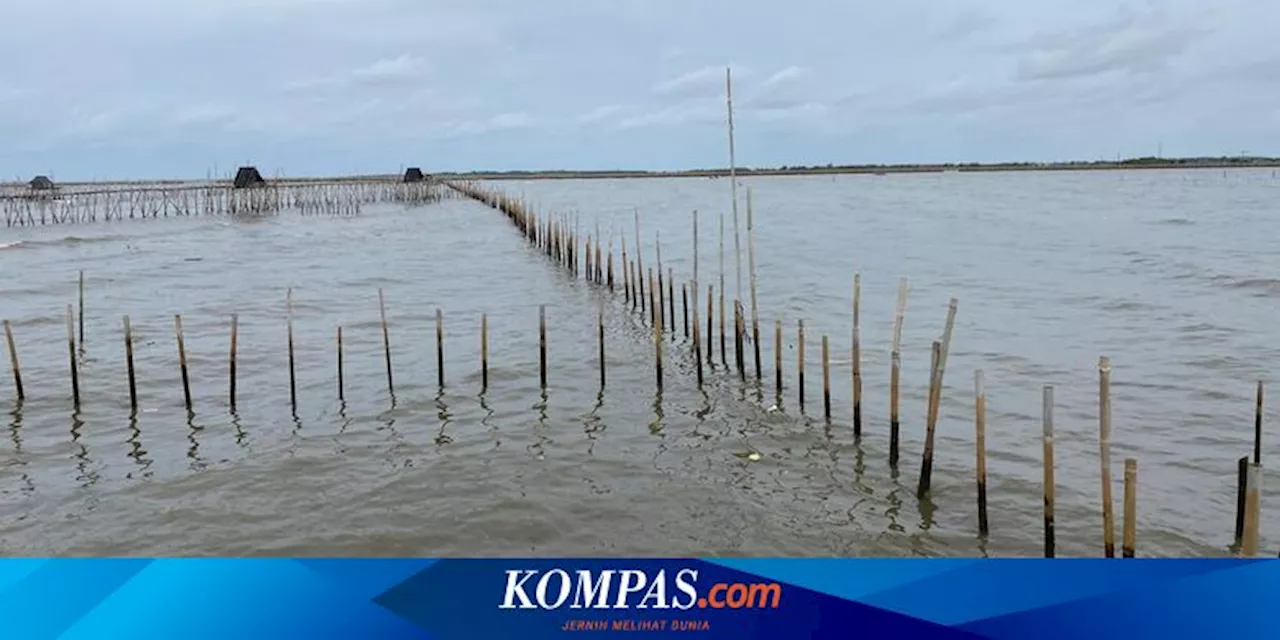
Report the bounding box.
[233,166,266,189]
[29,175,54,190]
[403,167,425,183]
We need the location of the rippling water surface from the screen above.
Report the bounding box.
[1,168,1278,557]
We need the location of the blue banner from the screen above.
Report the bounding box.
[0,558,1273,639]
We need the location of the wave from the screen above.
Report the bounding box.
[6,234,132,248]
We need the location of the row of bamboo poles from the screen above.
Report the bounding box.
[441,180,1270,558]
[0,181,453,227]
[0,184,1270,557]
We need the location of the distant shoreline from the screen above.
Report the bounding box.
[440,159,1280,181]
[7,157,1278,187]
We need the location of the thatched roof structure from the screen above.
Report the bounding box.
[403,167,425,183]
[233,166,265,189]
[29,175,54,190]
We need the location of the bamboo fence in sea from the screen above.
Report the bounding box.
[0,180,454,227]
[0,181,1271,558]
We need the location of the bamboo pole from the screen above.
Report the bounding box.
[890,278,909,466]
[378,288,394,396]
[622,235,631,304]
[175,314,192,414]
[774,318,783,398]
[1099,356,1116,558]
[649,267,657,327]
[726,67,742,311]
[706,285,714,365]
[539,305,547,390]
[287,289,297,413]
[1043,385,1056,558]
[852,273,862,437]
[822,335,831,419]
[693,305,704,388]
[1123,458,1137,558]
[481,313,489,392]
[66,305,79,408]
[337,326,344,402]
[3,320,22,401]
[922,300,959,484]
[719,212,726,365]
[668,268,676,337]
[229,314,238,411]
[692,210,699,327]
[634,210,644,311]
[918,341,942,498]
[1256,381,1264,465]
[123,315,137,413]
[682,283,689,338]
[598,304,606,389]
[78,269,85,348]
[975,369,988,536]
[1236,456,1249,543]
[735,303,746,381]
[797,319,806,408]
[747,189,760,380]
[436,308,445,388]
[657,234,665,331]
[1241,463,1262,557]
[654,276,664,390]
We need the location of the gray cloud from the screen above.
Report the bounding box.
[0,0,1276,177]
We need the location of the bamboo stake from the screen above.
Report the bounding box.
[726,67,743,310]
[692,210,699,325]
[682,283,689,338]
[719,212,726,365]
[1236,456,1249,543]
[797,319,806,408]
[229,314,238,410]
[287,289,297,413]
[124,316,137,413]
[774,318,783,398]
[918,341,942,498]
[1043,385,1056,558]
[1122,458,1137,557]
[693,305,703,388]
[657,234,665,331]
[706,285,714,365]
[634,210,644,310]
[623,236,631,304]
[1242,462,1261,556]
[3,320,22,401]
[735,303,746,381]
[539,305,547,390]
[175,314,192,414]
[481,314,489,392]
[852,273,862,437]
[1256,381,1264,465]
[78,269,85,348]
[822,335,831,419]
[1099,356,1116,558]
[747,189,760,380]
[976,369,988,536]
[378,288,394,396]
[66,305,79,408]
[436,308,445,388]
[337,326,344,401]
[649,268,657,327]
[598,304,606,389]
[890,278,909,467]
[668,267,676,336]
[654,276,664,390]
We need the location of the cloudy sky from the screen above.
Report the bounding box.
[1,0,1276,179]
